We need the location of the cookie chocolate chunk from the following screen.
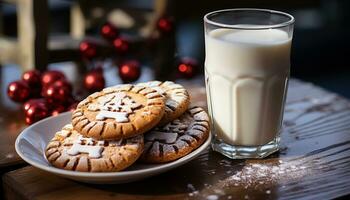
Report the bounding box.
[45,124,144,172]
[140,106,210,163]
[72,84,165,140]
[137,81,190,126]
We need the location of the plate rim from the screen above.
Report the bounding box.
[15,112,211,178]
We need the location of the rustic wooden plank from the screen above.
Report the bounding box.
[15,0,49,71]
[70,2,85,40]
[32,0,49,71]
[0,107,26,168]
[17,0,36,71]
[2,79,350,200]
[0,37,18,64]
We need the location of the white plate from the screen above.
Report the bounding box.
[15,112,211,184]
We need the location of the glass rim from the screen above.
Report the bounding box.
[204,8,295,30]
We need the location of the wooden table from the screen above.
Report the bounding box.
[0,88,27,171]
[2,79,350,200]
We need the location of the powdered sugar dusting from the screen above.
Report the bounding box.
[184,157,322,199]
[206,195,219,200]
[223,159,311,187]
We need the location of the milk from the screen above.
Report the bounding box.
[205,29,291,146]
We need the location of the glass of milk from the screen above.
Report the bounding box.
[204,9,294,159]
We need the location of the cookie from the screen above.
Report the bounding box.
[72,84,165,140]
[137,81,190,126]
[45,124,144,172]
[140,106,210,163]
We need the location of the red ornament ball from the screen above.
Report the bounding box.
[92,65,104,74]
[53,79,72,92]
[22,70,41,87]
[118,60,141,83]
[67,102,79,112]
[177,58,198,79]
[101,22,119,41]
[25,103,49,125]
[41,70,66,87]
[51,105,66,116]
[23,98,47,112]
[84,71,105,92]
[42,82,71,103]
[29,87,42,98]
[7,81,31,103]
[113,37,129,53]
[157,17,174,33]
[79,40,97,59]
[64,96,78,106]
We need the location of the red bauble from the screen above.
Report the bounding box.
[25,103,49,125]
[7,81,31,103]
[101,22,119,41]
[42,82,71,103]
[22,70,41,87]
[65,96,78,106]
[157,17,174,33]
[53,79,72,92]
[67,102,79,112]
[177,58,198,79]
[41,70,66,87]
[84,71,105,92]
[79,40,97,59]
[118,60,141,83]
[92,65,104,73]
[29,87,42,98]
[51,105,66,116]
[113,37,129,53]
[23,98,47,112]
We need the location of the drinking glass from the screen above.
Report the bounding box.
[204,9,294,159]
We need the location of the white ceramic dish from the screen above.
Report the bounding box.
[15,112,211,184]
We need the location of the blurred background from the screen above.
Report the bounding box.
[0,0,349,113]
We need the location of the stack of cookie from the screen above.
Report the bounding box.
[45,81,210,172]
